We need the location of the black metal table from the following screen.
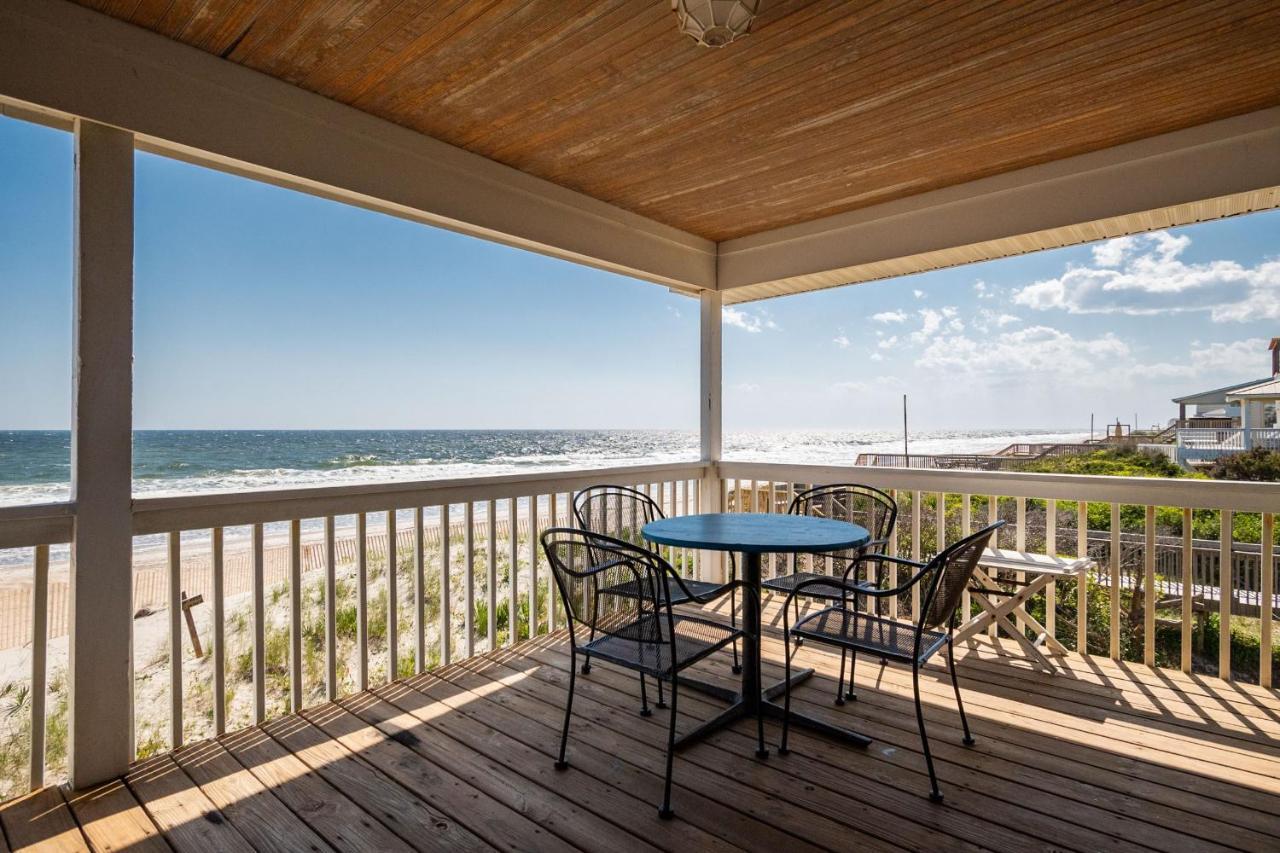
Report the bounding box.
[642,512,873,755]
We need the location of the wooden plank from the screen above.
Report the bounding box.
[168,531,184,749]
[252,522,266,724]
[1144,505,1156,667]
[386,509,398,681]
[464,501,475,658]
[262,713,491,853]
[439,503,451,666]
[342,688,663,853]
[219,726,413,852]
[0,787,88,852]
[290,518,303,711]
[172,740,330,853]
[63,779,169,853]
[385,672,763,853]
[1181,507,1193,674]
[414,506,426,674]
[325,516,338,699]
[212,527,226,735]
[29,546,48,790]
[507,497,518,647]
[357,512,369,691]
[487,499,498,650]
[1263,513,1274,689]
[1220,510,1233,680]
[1110,503,1121,660]
[301,701,567,853]
[125,754,251,852]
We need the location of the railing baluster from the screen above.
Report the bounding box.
[387,509,398,681]
[911,490,922,622]
[289,519,303,711]
[1046,499,1056,641]
[1109,503,1121,660]
[1261,513,1274,689]
[1077,502,1087,654]
[1220,510,1233,680]
[440,504,452,666]
[1144,505,1156,667]
[168,531,183,749]
[487,499,498,649]
[528,495,539,636]
[30,544,49,790]
[1015,497,1027,634]
[987,495,999,635]
[252,522,266,723]
[465,501,475,659]
[957,493,970,621]
[414,507,425,674]
[508,497,519,647]
[324,517,337,698]
[1180,508,1193,674]
[356,513,369,691]
[213,527,226,735]
[547,494,558,632]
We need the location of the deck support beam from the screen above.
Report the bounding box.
[699,290,724,581]
[69,119,135,788]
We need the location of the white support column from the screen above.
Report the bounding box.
[69,119,135,788]
[699,290,724,581]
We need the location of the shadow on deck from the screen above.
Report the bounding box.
[2,603,1279,852]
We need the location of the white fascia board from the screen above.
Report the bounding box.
[0,0,716,292]
[717,107,1280,302]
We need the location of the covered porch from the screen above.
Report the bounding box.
[4,612,1280,852]
[1,1,1279,849]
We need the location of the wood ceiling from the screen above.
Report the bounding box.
[74,0,1280,242]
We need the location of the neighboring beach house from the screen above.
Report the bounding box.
[1170,338,1280,464]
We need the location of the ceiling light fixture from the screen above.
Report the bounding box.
[672,0,760,48]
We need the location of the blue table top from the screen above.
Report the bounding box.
[642,513,870,554]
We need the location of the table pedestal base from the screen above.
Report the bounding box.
[672,667,872,752]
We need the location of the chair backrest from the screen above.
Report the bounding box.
[918,521,1005,631]
[788,483,897,542]
[573,484,664,550]
[541,526,672,646]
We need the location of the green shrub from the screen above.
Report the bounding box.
[1209,448,1280,482]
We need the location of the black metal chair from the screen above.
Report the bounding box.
[574,485,740,698]
[762,483,897,703]
[779,521,1005,802]
[541,527,751,818]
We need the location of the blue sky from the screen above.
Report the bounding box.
[2,113,1278,432]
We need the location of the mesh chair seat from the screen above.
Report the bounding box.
[791,607,947,663]
[601,575,725,605]
[581,614,743,676]
[762,571,861,601]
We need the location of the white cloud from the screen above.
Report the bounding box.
[1140,338,1273,380]
[731,382,761,393]
[872,310,908,323]
[869,352,884,362]
[722,307,778,333]
[1013,230,1280,321]
[973,280,994,299]
[878,335,899,349]
[910,307,963,342]
[913,289,926,299]
[833,335,851,349]
[915,325,1130,381]
[973,309,1020,332]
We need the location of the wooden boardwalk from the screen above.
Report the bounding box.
[3,606,1280,851]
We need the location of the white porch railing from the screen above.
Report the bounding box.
[1176,427,1280,463]
[0,459,1276,798]
[0,461,708,797]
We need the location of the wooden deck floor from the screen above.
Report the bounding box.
[4,604,1280,852]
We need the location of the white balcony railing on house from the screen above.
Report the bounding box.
[1176,427,1280,464]
[0,460,1275,797]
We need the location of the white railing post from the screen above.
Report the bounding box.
[69,119,135,788]
[699,289,724,581]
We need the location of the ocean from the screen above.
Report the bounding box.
[0,428,1089,507]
